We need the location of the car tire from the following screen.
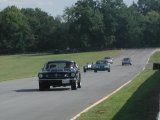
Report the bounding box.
[108,69,110,72]
[83,69,86,72]
[71,81,77,90]
[78,81,81,88]
[94,69,97,72]
[39,82,44,91]
[77,75,81,88]
[39,82,50,91]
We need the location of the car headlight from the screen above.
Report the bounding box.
[104,65,108,68]
[64,74,68,77]
[38,74,43,78]
[71,73,76,77]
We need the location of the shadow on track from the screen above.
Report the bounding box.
[15,89,39,92]
[15,87,70,92]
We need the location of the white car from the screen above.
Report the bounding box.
[104,57,113,64]
[83,63,94,72]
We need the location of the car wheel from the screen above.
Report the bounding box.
[78,81,81,88]
[108,69,110,72]
[122,63,124,66]
[39,82,45,91]
[94,69,97,72]
[46,84,50,89]
[71,81,77,90]
[83,69,86,72]
[39,82,50,91]
[77,75,81,88]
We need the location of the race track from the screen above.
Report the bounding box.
[0,49,154,120]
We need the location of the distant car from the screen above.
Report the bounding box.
[83,63,94,72]
[38,60,81,91]
[122,58,132,66]
[94,60,110,72]
[104,57,113,64]
[53,49,62,54]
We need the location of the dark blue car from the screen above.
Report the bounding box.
[122,58,132,66]
[38,60,81,91]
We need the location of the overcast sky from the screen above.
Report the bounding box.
[0,0,138,17]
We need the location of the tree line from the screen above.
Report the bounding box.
[0,0,160,54]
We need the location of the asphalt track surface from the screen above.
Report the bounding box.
[0,49,155,120]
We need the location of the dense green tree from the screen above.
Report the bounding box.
[100,0,128,48]
[64,0,106,49]
[21,8,59,51]
[125,5,144,48]
[138,0,160,14]
[0,6,34,53]
[0,0,160,54]
[142,11,160,47]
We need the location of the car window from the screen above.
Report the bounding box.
[105,57,111,59]
[46,61,74,69]
[66,62,75,68]
[123,58,130,61]
[96,60,107,64]
[48,63,66,69]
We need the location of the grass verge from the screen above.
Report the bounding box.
[76,51,160,120]
[0,50,119,82]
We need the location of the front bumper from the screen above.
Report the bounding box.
[122,62,131,64]
[39,78,76,86]
[95,68,109,71]
[85,68,94,70]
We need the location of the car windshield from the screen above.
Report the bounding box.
[46,61,74,69]
[123,58,130,61]
[105,57,111,59]
[96,60,107,64]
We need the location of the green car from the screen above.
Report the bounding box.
[94,60,110,72]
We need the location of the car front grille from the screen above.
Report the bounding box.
[44,73,69,79]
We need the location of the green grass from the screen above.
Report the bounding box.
[76,51,160,120]
[0,50,119,82]
[149,51,160,63]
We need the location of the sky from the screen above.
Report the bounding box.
[0,0,138,17]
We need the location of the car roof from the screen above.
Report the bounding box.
[47,60,75,63]
[96,60,107,62]
[123,58,131,60]
[104,57,111,59]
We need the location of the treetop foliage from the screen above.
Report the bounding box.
[0,0,160,54]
